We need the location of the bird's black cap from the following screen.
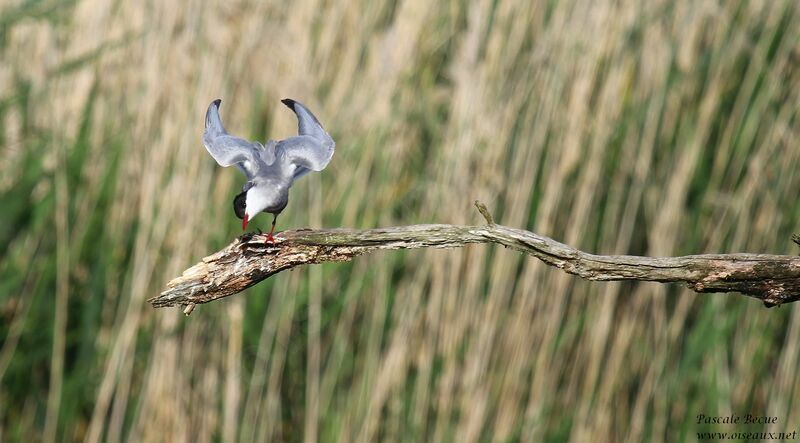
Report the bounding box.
[233,191,247,220]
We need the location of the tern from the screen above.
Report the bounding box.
[203,98,335,242]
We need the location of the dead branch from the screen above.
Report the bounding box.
[150,203,800,313]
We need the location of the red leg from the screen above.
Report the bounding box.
[265,215,277,243]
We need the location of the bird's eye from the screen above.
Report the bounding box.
[233,191,247,219]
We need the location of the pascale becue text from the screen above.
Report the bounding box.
[696,414,778,425]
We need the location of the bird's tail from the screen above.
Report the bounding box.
[205,99,226,135]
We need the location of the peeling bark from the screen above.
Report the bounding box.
[151,214,800,312]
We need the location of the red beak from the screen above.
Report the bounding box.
[242,214,249,231]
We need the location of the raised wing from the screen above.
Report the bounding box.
[276,135,335,173]
[281,99,332,142]
[278,99,335,178]
[202,99,275,179]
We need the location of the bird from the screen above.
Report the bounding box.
[202,98,335,242]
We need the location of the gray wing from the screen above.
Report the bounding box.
[281,99,331,142]
[277,99,335,178]
[202,99,276,179]
[276,135,335,173]
[293,166,312,180]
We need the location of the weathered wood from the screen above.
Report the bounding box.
[150,207,800,312]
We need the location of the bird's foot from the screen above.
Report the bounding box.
[265,219,277,244]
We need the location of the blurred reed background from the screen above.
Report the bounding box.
[1,0,799,441]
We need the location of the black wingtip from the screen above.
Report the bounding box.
[212,98,222,108]
[280,98,296,109]
[280,98,322,126]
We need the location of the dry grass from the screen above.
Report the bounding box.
[1,0,800,441]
